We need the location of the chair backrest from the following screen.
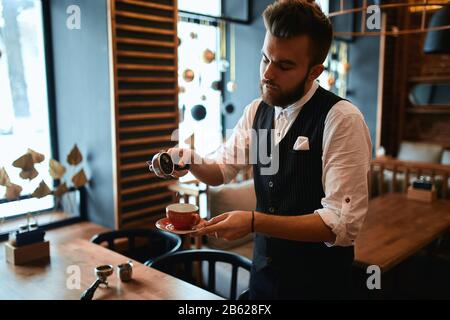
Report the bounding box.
[370,156,450,198]
[146,249,252,300]
[90,228,182,264]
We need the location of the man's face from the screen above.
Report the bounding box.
[260,32,313,107]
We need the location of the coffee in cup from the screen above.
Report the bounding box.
[166,203,200,230]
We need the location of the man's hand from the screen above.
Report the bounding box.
[166,148,224,186]
[193,211,252,241]
[166,147,192,178]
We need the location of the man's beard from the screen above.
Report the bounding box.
[260,75,308,108]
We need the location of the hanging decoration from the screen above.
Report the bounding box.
[211,80,222,91]
[5,183,22,201]
[222,102,235,115]
[12,153,34,171]
[27,149,45,164]
[182,69,195,82]
[226,23,237,93]
[49,159,66,180]
[0,167,10,186]
[1,145,89,221]
[13,153,38,181]
[67,144,83,166]
[202,48,216,64]
[72,169,88,188]
[54,182,68,198]
[191,104,207,121]
[31,180,52,199]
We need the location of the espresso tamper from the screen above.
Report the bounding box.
[80,264,113,300]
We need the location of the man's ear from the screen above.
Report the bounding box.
[308,64,325,81]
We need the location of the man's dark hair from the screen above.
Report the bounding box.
[263,0,333,66]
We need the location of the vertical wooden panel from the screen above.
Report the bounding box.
[110,0,178,229]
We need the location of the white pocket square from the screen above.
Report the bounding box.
[293,136,310,150]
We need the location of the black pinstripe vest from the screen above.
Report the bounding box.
[251,86,354,299]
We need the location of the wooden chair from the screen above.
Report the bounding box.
[370,156,450,199]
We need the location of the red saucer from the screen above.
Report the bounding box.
[155,217,198,235]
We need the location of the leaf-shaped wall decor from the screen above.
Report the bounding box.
[49,159,66,180]
[71,169,88,188]
[5,183,22,201]
[67,144,83,166]
[32,180,52,199]
[27,148,45,164]
[54,182,69,198]
[12,153,34,171]
[0,167,10,186]
[19,167,39,181]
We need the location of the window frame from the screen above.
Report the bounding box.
[0,0,86,241]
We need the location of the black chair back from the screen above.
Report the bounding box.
[146,249,252,300]
[91,229,182,264]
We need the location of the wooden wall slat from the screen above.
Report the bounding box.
[118,89,176,95]
[116,23,175,35]
[122,181,174,195]
[120,147,166,158]
[118,112,177,120]
[117,51,175,59]
[116,37,175,48]
[118,76,175,82]
[122,202,172,220]
[116,0,174,11]
[111,0,178,229]
[118,101,176,107]
[115,10,173,23]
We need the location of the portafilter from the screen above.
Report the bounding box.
[147,151,190,179]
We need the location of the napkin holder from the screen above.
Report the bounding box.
[407,186,437,203]
[5,227,50,265]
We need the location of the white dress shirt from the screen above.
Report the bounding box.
[210,81,373,247]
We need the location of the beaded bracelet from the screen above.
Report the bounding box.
[251,210,255,233]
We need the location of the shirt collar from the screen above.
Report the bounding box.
[274,81,319,120]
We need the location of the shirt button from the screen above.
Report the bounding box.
[269,181,274,188]
[268,207,275,213]
[277,132,281,136]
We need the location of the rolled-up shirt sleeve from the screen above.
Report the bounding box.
[316,101,372,247]
[208,99,261,184]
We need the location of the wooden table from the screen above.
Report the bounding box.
[354,193,450,273]
[0,222,222,300]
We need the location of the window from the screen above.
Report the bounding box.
[0,0,54,225]
[177,1,223,159]
[178,0,221,17]
[177,20,223,157]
